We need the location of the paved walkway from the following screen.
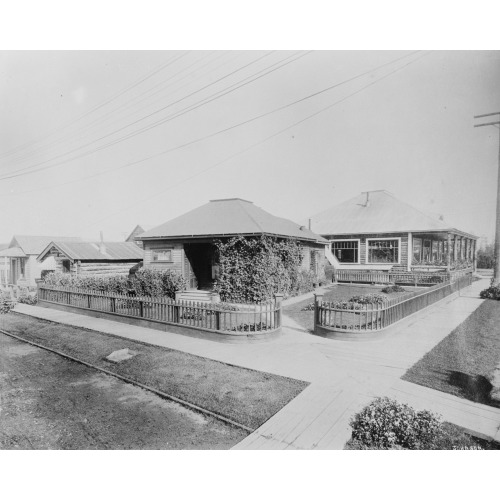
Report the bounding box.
[11,277,500,448]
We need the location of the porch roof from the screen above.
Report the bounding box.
[139,198,328,244]
[309,191,477,239]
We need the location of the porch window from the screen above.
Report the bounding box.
[422,240,431,261]
[331,240,359,263]
[367,238,400,264]
[431,241,439,261]
[413,238,422,263]
[152,248,173,262]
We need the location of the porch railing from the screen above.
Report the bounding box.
[334,268,472,286]
[37,286,282,335]
[314,272,473,334]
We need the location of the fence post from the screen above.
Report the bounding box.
[110,296,116,313]
[313,291,324,331]
[274,293,284,328]
[139,300,144,318]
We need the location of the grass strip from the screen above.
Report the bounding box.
[1,312,308,429]
[402,300,500,407]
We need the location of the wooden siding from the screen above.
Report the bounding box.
[76,261,137,276]
[327,233,408,267]
[143,241,183,274]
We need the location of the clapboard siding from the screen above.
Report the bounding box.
[143,241,183,273]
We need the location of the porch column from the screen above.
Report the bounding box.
[407,232,412,272]
[473,239,477,271]
[453,235,458,263]
[446,233,451,271]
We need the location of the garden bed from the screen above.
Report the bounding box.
[0,313,308,430]
[402,300,500,408]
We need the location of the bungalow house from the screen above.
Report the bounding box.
[37,240,144,276]
[309,190,477,280]
[0,235,82,287]
[138,198,328,293]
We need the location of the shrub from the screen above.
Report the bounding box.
[0,296,15,314]
[17,295,38,305]
[349,293,387,305]
[477,243,494,269]
[349,397,442,450]
[480,281,500,300]
[43,269,187,299]
[381,284,406,294]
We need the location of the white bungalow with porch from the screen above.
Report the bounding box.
[309,190,477,284]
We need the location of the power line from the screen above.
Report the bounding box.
[0,52,190,161]
[1,51,421,196]
[0,51,280,180]
[83,52,430,230]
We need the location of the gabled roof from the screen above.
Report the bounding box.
[125,224,155,242]
[310,190,477,238]
[37,241,144,262]
[139,198,328,244]
[10,235,82,255]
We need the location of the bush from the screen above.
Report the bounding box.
[349,397,442,449]
[477,243,494,269]
[349,293,387,305]
[480,280,500,300]
[17,295,38,305]
[0,296,15,314]
[381,284,406,294]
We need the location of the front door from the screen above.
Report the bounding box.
[10,259,18,285]
[183,244,214,290]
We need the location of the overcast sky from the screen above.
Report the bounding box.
[1,50,499,244]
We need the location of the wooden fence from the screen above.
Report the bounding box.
[314,272,473,334]
[38,286,282,335]
[334,268,472,286]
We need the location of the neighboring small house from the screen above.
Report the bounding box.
[0,235,83,287]
[138,198,328,290]
[125,224,154,248]
[37,240,144,276]
[309,190,478,274]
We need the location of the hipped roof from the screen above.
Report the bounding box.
[0,246,26,258]
[139,198,328,244]
[310,191,477,239]
[10,235,82,255]
[38,241,144,262]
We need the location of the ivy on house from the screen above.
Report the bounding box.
[213,235,317,303]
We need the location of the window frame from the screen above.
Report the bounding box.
[151,247,174,263]
[366,237,401,265]
[329,239,361,264]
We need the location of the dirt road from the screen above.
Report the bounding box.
[0,333,247,449]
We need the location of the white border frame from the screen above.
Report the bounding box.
[366,237,401,265]
[329,238,361,264]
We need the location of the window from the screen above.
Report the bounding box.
[367,238,400,264]
[62,260,71,273]
[331,240,359,263]
[310,250,318,274]
[422,240,431,261]
[431,240,439,261]
[413,238,422,263]
[152,248,173,262]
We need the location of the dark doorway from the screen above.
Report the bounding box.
[184,243,215,290]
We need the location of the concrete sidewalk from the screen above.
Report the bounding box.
[10,277,500,448]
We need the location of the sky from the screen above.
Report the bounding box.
[0,50,499,244]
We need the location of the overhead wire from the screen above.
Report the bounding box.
[83,51,431,229]
[2,50,421,197]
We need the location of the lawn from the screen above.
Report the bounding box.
[0,313,308,430]
[402,300,500,407]
[283,283,424,331]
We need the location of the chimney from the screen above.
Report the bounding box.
[99,231,106,255]
[361,191,371,207]
[308,218,312,230]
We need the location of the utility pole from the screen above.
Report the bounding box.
[474,111,500,284]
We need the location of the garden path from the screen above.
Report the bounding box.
[11,277,500,449]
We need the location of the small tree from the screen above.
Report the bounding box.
[477,243,495,269]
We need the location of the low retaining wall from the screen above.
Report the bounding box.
[37,300,282,344]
